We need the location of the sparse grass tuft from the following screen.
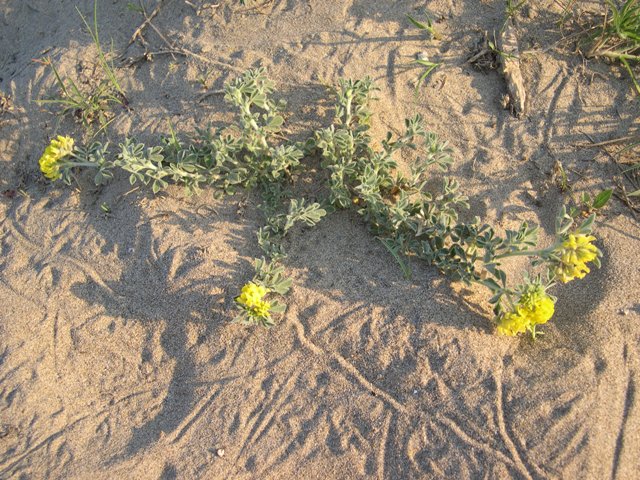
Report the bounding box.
[76,1,125,98]
[36,0,126,134]
[413,57,440,94]
[407,13,441,40]
[565,0,640,94]
[407,14,441,93]
[36,57,122,132]
[589,0,640,93]
[505,0,528,23]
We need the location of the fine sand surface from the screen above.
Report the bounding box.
[1,0,639,478]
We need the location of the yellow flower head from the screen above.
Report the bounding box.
[496,284,555,336]
[237,282,269,309]
[497,309,529,336]
[49,135,75,157]
[554,234,599,283]
[251,299,272,319]
[518,286,555,326]
[38,135,74,180]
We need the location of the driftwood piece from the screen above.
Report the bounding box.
[498,20,526,117]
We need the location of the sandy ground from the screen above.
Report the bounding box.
[1,0,640,478]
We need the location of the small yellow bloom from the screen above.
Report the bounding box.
[252,299,272,318]
[518,287,555,326]
[237,282,268,309]
[39,151,61,180]
[497,309,529,336]
[496,285,555,336]
[49,135,74,157]
[38,135,74,180]
[554,234,599,283]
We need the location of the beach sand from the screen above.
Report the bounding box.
[1,0,639,478]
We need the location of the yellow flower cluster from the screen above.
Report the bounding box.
[553,234,599,283]
[39,135,74,180]
[497,286,555,336]
[237,282,271,318]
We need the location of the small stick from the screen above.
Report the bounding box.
[467,48,490,65]
[131,3,247,73]
[581,132,640,216]
[613,180,639,219]
[128,0,168,47]
[575,134,637,149]
[196,205,219,217]
[151,49,245,72]
[147,17,178,51]
[197,89,226,102]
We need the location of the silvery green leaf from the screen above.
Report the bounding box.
[270,302,286,314]
[578,213,595,233]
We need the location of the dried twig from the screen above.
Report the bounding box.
[127,0,168,47]
[467,48,490,65]
[124,2,246,74]
[197,89,226,102]
[575,134,637,149]
[613,179,639,218]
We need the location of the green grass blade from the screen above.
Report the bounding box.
[407,14,431,31]
[378,237,412,279]
[76,1,124,96]
[620,57,640,95]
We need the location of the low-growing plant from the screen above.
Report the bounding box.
[578,188,613,215]
[38,67,326,327]
[310,77,603,338]
[505,0,528,23]
[37,69,603,338]
[233,259,292,327]
[406,14,441,93]
[258,199,327,260]
[407,13,441,40]
[42,68,306,195]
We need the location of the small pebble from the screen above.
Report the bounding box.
[217,448,225,457]
[618,309,628,316]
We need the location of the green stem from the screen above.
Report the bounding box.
[244,106,269,151]
[504,292,517,310]
[600,51,640,61]
[620,57,640,96]
[344,93,353,126]
[471,277,516,311]
[494,246,555,260]
[62,157,100,169]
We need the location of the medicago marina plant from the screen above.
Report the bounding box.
[310,76,602,339]
[39,68,326,326]
[37,69,602,338]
